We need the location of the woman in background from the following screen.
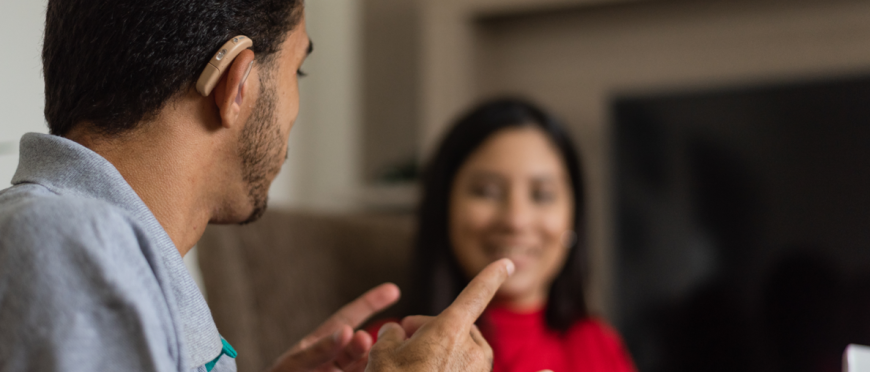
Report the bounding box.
[373,98,635,372]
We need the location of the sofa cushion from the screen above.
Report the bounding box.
[197,209,414,371]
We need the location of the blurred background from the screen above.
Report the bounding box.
[5,0,870,371]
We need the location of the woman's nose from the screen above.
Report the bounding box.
[498,190,533,231]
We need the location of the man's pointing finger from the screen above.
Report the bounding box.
[442,258,514,327]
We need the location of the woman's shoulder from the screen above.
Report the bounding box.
[566,317,637,371]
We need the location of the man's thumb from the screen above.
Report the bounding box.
[374,322,406,350]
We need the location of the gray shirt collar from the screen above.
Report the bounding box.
[12,133,223,369]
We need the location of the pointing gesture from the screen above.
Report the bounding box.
[366,258,516,372]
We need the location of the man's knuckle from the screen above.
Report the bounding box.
[369,345,386,359]
[471,348,489,367]
[442,307,467,323]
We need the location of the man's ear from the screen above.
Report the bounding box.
[213,49,256,129]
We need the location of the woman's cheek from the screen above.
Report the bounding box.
[451,201,492,277]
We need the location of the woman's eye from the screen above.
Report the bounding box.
[297,69,307,77]
[532,189,556,204]
[470,184,501,199]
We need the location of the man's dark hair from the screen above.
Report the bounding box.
[43,0,303,136]
[408,98,589,331]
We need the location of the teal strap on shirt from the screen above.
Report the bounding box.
[205,337,238,371]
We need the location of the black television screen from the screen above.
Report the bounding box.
[613,75,870,372]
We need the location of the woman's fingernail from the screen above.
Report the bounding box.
[332,328,344,343]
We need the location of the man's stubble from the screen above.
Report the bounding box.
[237,72,285,225]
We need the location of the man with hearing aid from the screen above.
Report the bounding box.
[0,1,516,371]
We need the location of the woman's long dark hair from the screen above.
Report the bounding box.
[408,98,588,331]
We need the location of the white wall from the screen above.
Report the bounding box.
[268,1,364,213]
[0,1,49,187]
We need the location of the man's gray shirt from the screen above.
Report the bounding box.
[0,133,234,371]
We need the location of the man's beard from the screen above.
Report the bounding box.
[237,77,285,225]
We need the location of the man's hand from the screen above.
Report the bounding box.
[365,258,515,372]
[269,283,401,372]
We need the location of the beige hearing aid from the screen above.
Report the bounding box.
[196,35,254,96]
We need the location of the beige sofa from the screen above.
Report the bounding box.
[197,209,414,371]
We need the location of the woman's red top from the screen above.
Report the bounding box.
[367,306,636,372]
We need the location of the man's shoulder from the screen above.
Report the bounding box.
[0,184,184,372]
[0,182,145,255]
[0,181,167,314]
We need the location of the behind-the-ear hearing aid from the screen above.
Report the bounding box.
[196,35,254,96]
